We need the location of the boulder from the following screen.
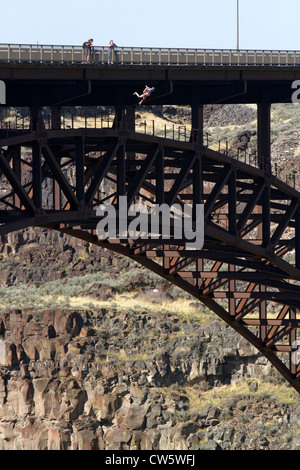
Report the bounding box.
[123,404,149,430]
[0,340,18,367]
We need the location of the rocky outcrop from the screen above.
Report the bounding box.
[0,307,299,450]
[204,104,257,127]
[0,226,136,288]
[233,130,257,152]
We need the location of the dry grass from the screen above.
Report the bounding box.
[157,379,299,416]
[183,380,299,412]
[36,291,212,325]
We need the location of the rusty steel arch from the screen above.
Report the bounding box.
[1,126,300,393]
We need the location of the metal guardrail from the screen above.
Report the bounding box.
[0,113,193,142]
[1,43,300,67]
[1,114,299,187]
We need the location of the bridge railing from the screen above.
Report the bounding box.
[0,112,194,142]
[0,112,258,161]
[1,43,300,67]
[1,112,299,188]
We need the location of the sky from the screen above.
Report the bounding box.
[1,0,299,51]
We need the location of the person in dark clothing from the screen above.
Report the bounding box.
[83,38,93,63]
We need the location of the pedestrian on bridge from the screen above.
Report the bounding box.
[83,39,93,63]
[133,85,155,105]
[108,40,117,64]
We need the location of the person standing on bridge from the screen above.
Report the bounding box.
[83,38,93,63]
[133,85,155,105]
[108,40,117,64]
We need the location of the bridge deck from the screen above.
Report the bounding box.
[1,44,300,106]
[1,44,300,68]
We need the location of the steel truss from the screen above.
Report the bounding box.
[1,127,300,392]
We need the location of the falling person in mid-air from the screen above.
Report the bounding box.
[133,85,155,105]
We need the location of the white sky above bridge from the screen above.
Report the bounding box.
[1,0,299,51]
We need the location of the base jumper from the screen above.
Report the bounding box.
[133,85,155,105]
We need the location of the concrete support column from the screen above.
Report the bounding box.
[125,106,136,178]
[32,141,42,213]
[30,106,44,131]
[113,106,124,129]
[51,106,62,130]
[76,136,85,209]
[12,146,21,210]
[191,105,204,145]
[257,103,271,172]
[125,106,135,132]
[51,106,62,210]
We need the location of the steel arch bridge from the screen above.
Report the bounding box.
[0,125,300,393]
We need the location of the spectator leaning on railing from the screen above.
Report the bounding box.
[82,39,93,63]
[108,40,117,64]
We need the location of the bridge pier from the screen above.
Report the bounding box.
[125,106,135,132]
[121,106,136,178]
[257,102,271,172]
[191,105,203,145]
[32,141,42,214]
[113,105,136,132]
[30,106,44,132]
[12,146,21,210]
[51,106,62,130]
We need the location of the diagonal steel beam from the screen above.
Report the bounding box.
[85,140,120,207]
[237,180,265,234]
[204,166,232,221]
[271,199,298,247]
[265,325,295,348]
[127,144,160,206]
[42,144,79,210]
[265,304,290,342]
[166,153,197,205]
[0,149,36,214]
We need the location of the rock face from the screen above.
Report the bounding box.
[204,104,257,127]
[0,307,299,450]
